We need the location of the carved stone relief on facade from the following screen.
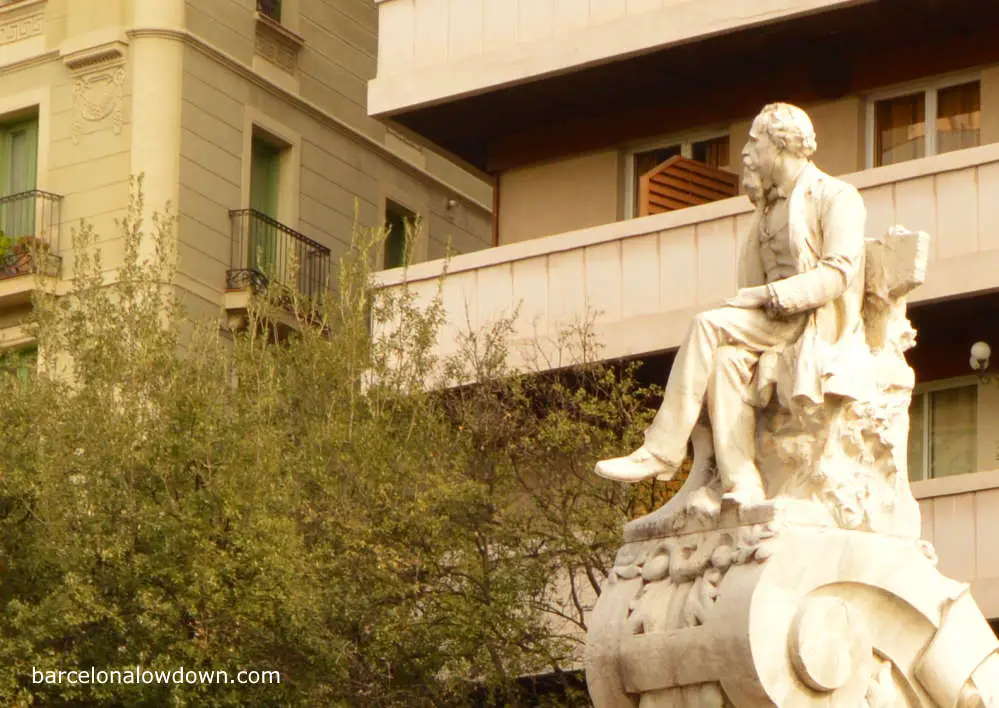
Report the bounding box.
[254,18,303,75]
[62,41,127,145]
[0,10,43,47]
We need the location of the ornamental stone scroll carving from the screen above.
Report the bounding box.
[254,14,303,75]
[62,40,128,145]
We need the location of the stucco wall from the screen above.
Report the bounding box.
[497,150,620,245]
[0,3,133,281]
[0,0,492,346]
[176,43,492,313]
[184,0,492,220]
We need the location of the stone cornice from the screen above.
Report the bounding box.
[61,39,127,72]
[0,47,58,77]
[125,27,491,214]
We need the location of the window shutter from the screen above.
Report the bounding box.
[638,155,739,217]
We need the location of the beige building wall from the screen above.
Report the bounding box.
[495,68,999,249]
[979,382,999,473]
[0,0,493,340]
[0,0,135,284]
[184,0,490,206]
[174,0,492,316]
[497,150,620,245]
[175,23,493,312]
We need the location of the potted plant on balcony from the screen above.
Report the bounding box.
[0,232,50,278]
[0,231,14,277]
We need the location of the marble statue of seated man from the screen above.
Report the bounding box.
[595,102,868,507]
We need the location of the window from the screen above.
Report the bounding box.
[907,380,978,482]
[384,201,415,269]
[627,133,731,216]
[0,345,36,391]
[0,115,38,238]
[937,82,981,155]
[869,78,980,168]
[249,135,283,273]
[257,0,281,22]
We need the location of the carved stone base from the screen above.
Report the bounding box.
[586,511,999,707]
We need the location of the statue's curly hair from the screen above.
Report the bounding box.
[756,103,818,158]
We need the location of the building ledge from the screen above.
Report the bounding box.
[0,270,58,309]
[254,12,303,74]
[912,469,999,501]
[368,0,866,117]
[375,142,999,287]
[371,143,999,372]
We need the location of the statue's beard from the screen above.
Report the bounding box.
[743,168,766,206]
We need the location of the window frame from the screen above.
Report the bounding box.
[256,0,282,23]
[909,375,980,482]
[240,109,300,230]
[382,198,419,270]
[864,71,981,169]
[622,127,731,219]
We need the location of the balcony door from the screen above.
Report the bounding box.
[249,136,281,277]
[0,117,38,239]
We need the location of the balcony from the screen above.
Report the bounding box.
[226,209,331,310]
[370,1,998,177]
[373,143,999,372]
[0,190,62,307]
[915,470,999,620]
[369,0,862,119]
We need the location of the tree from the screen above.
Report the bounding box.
[0,180,672,706]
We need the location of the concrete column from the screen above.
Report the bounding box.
[128,0,185,248]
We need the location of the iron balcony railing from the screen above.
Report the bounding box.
[228,209,330,303]
[0,190,62,281]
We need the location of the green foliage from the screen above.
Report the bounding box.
[0,178,668,706]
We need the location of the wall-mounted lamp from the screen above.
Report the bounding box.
[970,341,999,384]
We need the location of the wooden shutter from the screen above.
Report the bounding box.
[249,137,281,273]
[0,117,38,238]
[637,155,739,217]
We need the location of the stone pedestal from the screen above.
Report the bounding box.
[586,503,999,707]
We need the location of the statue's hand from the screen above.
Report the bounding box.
[725,286,770,309]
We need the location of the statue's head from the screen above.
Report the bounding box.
[742,103,817,204]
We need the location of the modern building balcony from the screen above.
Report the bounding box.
[225,209,331,323]
[915,469,999,619]
[369,0,997,176]
[369,0,862,119]
[0,189,63,308]
[373,143,999,373]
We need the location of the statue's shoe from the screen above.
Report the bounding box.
[721,483,766,508]
[594,447,677,483]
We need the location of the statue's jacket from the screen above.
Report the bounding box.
[739,162,872,408]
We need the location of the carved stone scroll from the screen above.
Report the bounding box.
[62,40,128,145]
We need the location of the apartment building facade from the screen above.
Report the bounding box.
[0,0,492,350]
[369,0,999,626]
